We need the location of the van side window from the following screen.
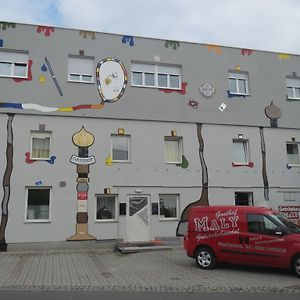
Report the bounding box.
[247,214,280,235]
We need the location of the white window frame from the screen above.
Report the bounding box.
[228,71,249,95]
[131,62,181,89]
[68,55,94,84]
[286,78,300,100]
[95,194,118,222]
[286,142,300,166]
[232,139,250,165]
[159,194,179,221]
[25,186,51,223]
[0,49,29,79]
[30,131,52,161]
[164,136,183,164]
[111,134,131,163]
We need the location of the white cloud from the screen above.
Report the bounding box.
[1,0,300,53]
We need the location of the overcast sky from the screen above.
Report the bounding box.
[1,0,300,54]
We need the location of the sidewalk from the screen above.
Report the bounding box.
[0,242,300,293]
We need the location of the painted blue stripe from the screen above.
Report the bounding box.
[0,103,23,109]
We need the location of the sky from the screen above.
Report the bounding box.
[1,0,300,54]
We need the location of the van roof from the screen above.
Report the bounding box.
[189,205,273,214]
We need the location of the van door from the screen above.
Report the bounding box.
[239,213,288,267]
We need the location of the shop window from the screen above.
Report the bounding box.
[164,136,183,164]
[131,62,181,89]
[228,71,249,95]
[111,134,130,162]
[30,132,51,160]
[159,194,179,219]
[96,195,117,220]
[0,49,28,78]
[68,55,94,83]
[287,142,300,165]
[26,187,50,221]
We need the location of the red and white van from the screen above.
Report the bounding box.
[184,206,300,277]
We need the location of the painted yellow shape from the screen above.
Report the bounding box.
[206,44,222,55]
[235,65,241,71]
[73,127,95,147]
[58,107,73,112]
[39,75,46,83]
[105,77,112,85]
[91,103,105,110]
[105,154,113,166]
[278,53,290,60]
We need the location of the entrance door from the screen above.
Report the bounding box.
[127,196,150,241]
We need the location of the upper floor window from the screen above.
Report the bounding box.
[233,139,249,164]
[228,71,249,95]
[30,131,51,160]
[286,142,300,165]
[164,136,183,164]
[286,78,300,100]
[111,134,130,162]
[0,49,28,78]
[131,62,181,89]
[68,55,94,83]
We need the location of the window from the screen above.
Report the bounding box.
[159,194,179,219]
[96,195,117,221]
[228,72,249,95]
[286,78,300,100]
[164,136,183,163]
[26,187,50,221]
[68,56,94,83]
[235,192,253,206]
[131,62,181,89]
[233,139,249,164]
[0,50,28,78]
[286,142,300,165]
[111,135,130,162]
[30,132,51,160]
[247,214,281,235]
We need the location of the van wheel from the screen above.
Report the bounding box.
[293,255,300,277]
[195,247,217,269]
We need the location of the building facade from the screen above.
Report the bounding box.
[0,22,300,249]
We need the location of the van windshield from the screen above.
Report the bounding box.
[273,213,300,234]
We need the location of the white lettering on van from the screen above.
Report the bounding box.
[229,216,238,227]
[210,219,220,230]
[194,217,209,231]
[220,218,229,229]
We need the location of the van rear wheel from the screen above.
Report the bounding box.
[195,247,217,269]
[293,255,300,277]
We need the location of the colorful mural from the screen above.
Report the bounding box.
[45,57,63,96]
[0,22,16,30]
[25,152,56,164]
[278,53,290,60]
[68,126,96,241]
[36,26,55,37]
[206,44,222,55]
[79,30,96,40]
[165,40,180,50]
[122,35,134,46]
[0,114,14,251]
[241,49,253,56]
[188,99,199,109]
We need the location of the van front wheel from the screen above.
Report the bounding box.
[293,255,300,277]
[195,247,217,269]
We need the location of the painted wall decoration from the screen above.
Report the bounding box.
[165,40,180,50]
[0,22,16,30]
[96,58,128,102]
[0,39,3,47]
[188,99,199,109]
[68,126,96,241]
[25,152,56,164]
[0,57,127,112]
[206,44,222,55]
[159,82,188,95]
[13,59,33,83]
[232,161,254,168]
[265,101,281,128]
[36,26,55,37]
[218,103,227,111]
[176,123,209,236]
[79,30,96,40]
[0,114,14,252]
[176,155,189,169]
[199,82,215,98]
[241,49,253,56]
[105,154,113,166]
[259,127,269,202]
[122,35,134,46]
[45,57,63,96]
[278,53,290,60]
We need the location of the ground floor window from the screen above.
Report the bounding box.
[26,187,50,221]
[235,192,253,206]
[96,195,117,220]
[159,194,179,219]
